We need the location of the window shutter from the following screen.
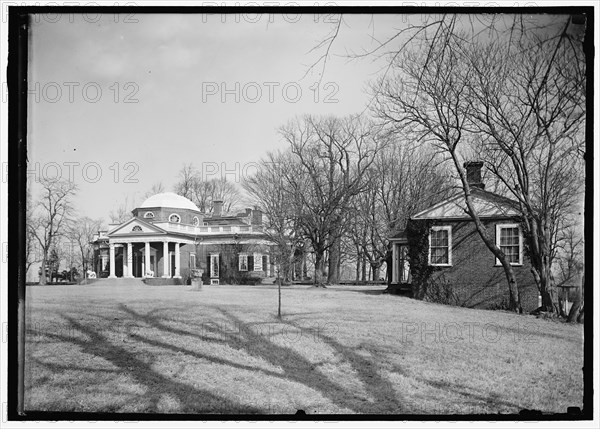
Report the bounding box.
[248,255,254,271]
[262,255,268,271]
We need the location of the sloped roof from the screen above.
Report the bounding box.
[139,192,201,212]
[389,231,408,243]
[412,188,520,220]
[107,217,167,237]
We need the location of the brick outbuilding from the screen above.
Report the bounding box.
[388,163,539,312]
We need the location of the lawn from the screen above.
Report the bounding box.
[24,282,584,414]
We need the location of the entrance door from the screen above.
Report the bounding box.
[399,245,411,283]
[133,250,141,277]
[115,250,123,277]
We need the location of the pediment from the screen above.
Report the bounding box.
[413,194,519,220]
[107,217,167,236]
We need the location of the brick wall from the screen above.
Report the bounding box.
[413,219,539,312]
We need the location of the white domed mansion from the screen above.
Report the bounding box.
[91,192,275,285]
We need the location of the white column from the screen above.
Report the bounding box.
[109,243,116,278]
[145,242,151,277]
[266,254,270,277]
[122,244,128,277]
[174,243,181,278]
[126,242,134,278]
[392,244,398,284]
[162,241,169,278]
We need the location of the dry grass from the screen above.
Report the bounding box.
[24,283,584,414]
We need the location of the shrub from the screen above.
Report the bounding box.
[423,277,460,306]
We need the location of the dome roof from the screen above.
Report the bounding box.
[139,192,200,212]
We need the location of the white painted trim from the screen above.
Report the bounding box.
[428,226,452,267]
[253,252,263,271]
[495,223,523,266]
[392,243,398,283]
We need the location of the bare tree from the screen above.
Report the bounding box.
[348,141,451,281]
[67,217,103,279]
[373,18,524,312]
[141,182,165,200]
[373,14,586,313]
[25,189,41,277]
[464,20,586,313]
[278,114,385,286]
[109,194,135,224]
[173,163,198,201]
[174,164,243,214]
[313,13,588,314]
[244,150,306,317]
[28,177,78,285]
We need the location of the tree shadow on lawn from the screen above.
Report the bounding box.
[210,307,407,414]
[103,304,407,413]
[409,375,530,413]
[31,314,264,414]
[384,358,530,414]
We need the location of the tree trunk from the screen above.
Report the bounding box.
[450,151,521,313]
[39,255,47,285]
[327,239,341,285]
[371,263,381,282]
[277,264,282,319]
[499,259,522,313]
[567,286,582,323]
[302,252,308,280]
[361,256,367,282]
[355,250,361,284]
[314,251,326,286]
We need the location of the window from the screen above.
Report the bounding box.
[192,216,200,226]
[131,225,142,232]
[239,254,248,271]
[253,253,263,271]
[210,254,219,278]
[144,212,154,219]
[429,226,452,266]
[189,253,196,269]
[496,224,523,265]
[169,213,181,223]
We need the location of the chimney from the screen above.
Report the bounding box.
[464,161,485,190]
[251,206,262,225]
[212,200,223,217]
[245,208,252,217]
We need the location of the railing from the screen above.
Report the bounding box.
[153,222,264,235]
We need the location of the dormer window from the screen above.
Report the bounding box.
[169,213,181,223]
[132,225,142,232]
[192,216,200,226]
[144,212,154,219]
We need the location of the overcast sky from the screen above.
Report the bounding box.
[27,12,405,223]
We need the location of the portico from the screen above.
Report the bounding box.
[389,232,411,285]
[108,238,186,279]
